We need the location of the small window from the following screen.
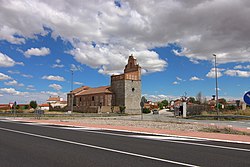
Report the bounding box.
[132,88,135,92]
[80,97,82,102]
[92,96,95,101]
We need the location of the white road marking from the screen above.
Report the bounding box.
[0,127,199,167]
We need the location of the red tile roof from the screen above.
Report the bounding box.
[47,96,60,101]
[76,86,112,96]
[70,86,90,94]
[39,103,50,107]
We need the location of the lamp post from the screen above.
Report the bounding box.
[213,54,219,116]
[71,70,74,113]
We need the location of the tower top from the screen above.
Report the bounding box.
[124,54,140,73]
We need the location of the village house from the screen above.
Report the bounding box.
[46,96,67,109]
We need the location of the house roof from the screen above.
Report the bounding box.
[47,96,60,101]
[76,86,112,96]
[39,103,50,107]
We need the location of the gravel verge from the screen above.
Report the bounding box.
[62,117,209,132]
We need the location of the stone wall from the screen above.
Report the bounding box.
[111,79,125,106]
[124,80,141,114]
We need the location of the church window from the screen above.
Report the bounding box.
[132,88,135,92]
[92,96,94,101]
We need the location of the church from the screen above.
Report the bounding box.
[67,55,141,114]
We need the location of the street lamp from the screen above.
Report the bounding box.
[71,70,74,113]
[213,54,219,115]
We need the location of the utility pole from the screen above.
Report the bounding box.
[213,54,219,116]
[71,70,74,114]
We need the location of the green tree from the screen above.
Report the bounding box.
[142,108,151,114]
[30,101,37,109]
[161,99,168,108]
[158,102,163,109]
[119,106,126,113]
[188,97,196,103]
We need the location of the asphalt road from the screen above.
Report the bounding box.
[1,119,250,167]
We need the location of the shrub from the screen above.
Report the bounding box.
[119,106,126,113]
[142,108,151,114]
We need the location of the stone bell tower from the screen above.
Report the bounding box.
[111,55,141,114]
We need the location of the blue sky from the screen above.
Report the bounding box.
[0,0,250,104]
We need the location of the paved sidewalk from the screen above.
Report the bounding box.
[13,118,250,143]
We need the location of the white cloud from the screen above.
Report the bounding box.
[224,69,250,77]
[0,87,28,96]
[26,85,36,91]
[52,59,64,68]
[0,91,66,104]
[172,81,179,85]
[52,64,64,68]
[24,47,50,58]
[176,77,182,81]
[4,80,24,87]
[206,68,224,78]
[190,76,203,81]
[70,64,83,72]
[143,94,177,102]
[1,0,250,74]
[74,81,83,85]
[40,91,58,96]
[42,75,65,81]
[49,84,62,91]
[7,70,32,78]
[0,52,15,67]
[234,65,250,70]
[8,70,20,74]
[0,72,12,80]
[0,25,25,44]
[55,59,61,64]
[21,74,33,78]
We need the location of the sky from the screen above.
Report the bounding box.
[0,0,250,104]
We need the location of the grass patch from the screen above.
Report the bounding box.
[201,127,250,136]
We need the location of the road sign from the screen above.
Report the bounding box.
[9,103,13,108]
[243,91,250,105]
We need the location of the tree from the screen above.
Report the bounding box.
[158,102,163,109]
[30,101,37,109]
[161,99,168,108]
[142,108,151,114]
[219,98,227,105]
[188,97,195,103]
[196,92,202,104]
[141,96,147,103]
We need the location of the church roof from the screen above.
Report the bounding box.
[75,86,112,96]
[70,86,90,94]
